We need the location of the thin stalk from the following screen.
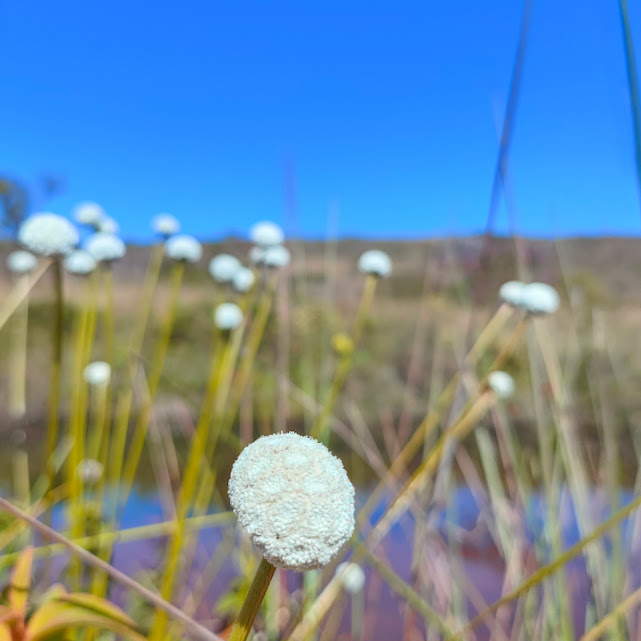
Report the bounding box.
[8,273,30,418]
[228,558,277,641]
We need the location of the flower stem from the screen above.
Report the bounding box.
[228,558,276,641]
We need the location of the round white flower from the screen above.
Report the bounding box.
[18,213,79,257]
[152,213,180,237]
[99,216,119,234]
[263,245,291,268]
[249,246,265,265]
[7,250,37,275]
[83,361,111,386]
[165,235,202,263]
[85,233,126,263]
[488,371,515,400]
[209,254,241,283]
[335,562,366,594]
[229,432,355,571]
[232,267,256,292]
[520,282,560,315]
[250,221,284,247]
[74,202,105,228]
[214,302,244,330]
[64,250,97,275]
[358,250,392,278]
[76,458,104,485]
[499,280,525,307]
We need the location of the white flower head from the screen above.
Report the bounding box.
[74,202,105,228]
[7,250,37,275]
[250,221,284,248]
[99,216,119,234]
[520,282,560,315]
[229,432,355,571]
[488,371,515,400]
[249,246,265,265]
[232,267,256,292]
[165,234,202,263]
[64,250,97,275]
[499,280,525,307]
[152,213,180,237]
[209,254,241,283]
[85,232,126,263]
[214,302,243,330]
[358,250,392,278]
[83,361,111,386]
[335,562,366,594]
[76,459,104,485]
[18,213,79,257]
[263,245,291,268]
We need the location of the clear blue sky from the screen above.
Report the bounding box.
[1,1,640,241]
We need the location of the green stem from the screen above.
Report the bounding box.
[8,274,30,418]
[228,558,276,641]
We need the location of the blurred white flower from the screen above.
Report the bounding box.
[83,361,111,386]
[232,267,256,292]
[248,246,265,265]
[250,221,284,247]
[74,202,105,228]
[18,213,79,257]
[520,282,560,315]
[488,371,515,400]
[7,250,37,275]
[335,562,366,594]
[209,254,241,282]
[76,458,104,485]
[214,302,244,330]
[229,432,355,571]
[499,280,525,307]
[99,216,119,234]
[64,250,97,275]
[358,250,392,278]
[165,234,202,263]
[152,213,180,237]
[263,245,291,268]
[85,232,126,263]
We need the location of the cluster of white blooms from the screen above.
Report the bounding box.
[165,235,203,263]
[7,250,37,275]
[19,213,79,257]
[65,250,97,275]
[209,254,241,283]
[499,280,560,315]
[247,221,291,270]
[85,232,126,263]
[250,221,284,247]
[335,562,366,594]
[83,361,111,386]
[152,214,180,238]
[358,249,392,278]
[214,302,244,330]
[74,202,105,228]
[229,432,355,571]
[232,267,256,293]
[99,216,119,234]
[487,370,515,400]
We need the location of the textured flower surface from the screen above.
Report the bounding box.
[520,282,560,315]
[229,432,355,571]
[165,234,202,262]
[85,233,126,262]
[65,250,97,275]
[83,361,111,385]
[358,250,392,277]
[77,458,104,485]
[488,371,515,400]
[335,562,366,594]
[214,303,244,330]
[232,266,256,292]
[99,216,119,234]
[209,254,241,282]
[152,213,180,237]
[7,250,37,274]
[249,246,265,264]
[499,280,525,307]
[74,201,105,227]
[250,221,284,247]
[19,213,79,256]
[263,245,291,268]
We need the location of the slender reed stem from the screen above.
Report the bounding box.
[8,273,30,418]
[228,558,276,641]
